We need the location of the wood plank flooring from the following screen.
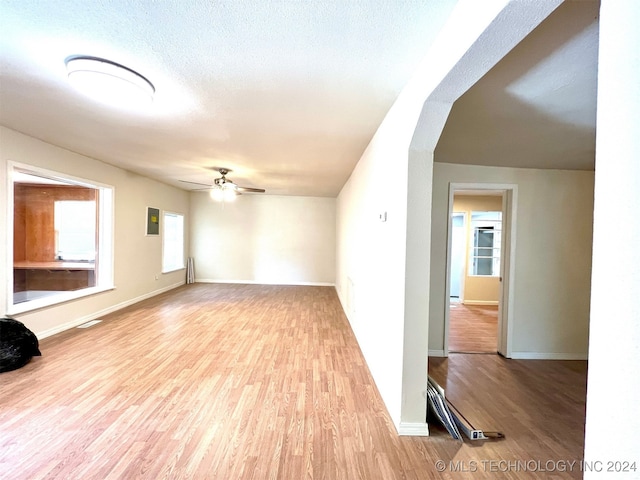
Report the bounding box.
[0,284,587,479]
[449,303,498,353]
[429,355,588,479]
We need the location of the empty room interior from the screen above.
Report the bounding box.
[1,1,638,479]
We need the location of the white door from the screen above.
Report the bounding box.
[450,213,466,298]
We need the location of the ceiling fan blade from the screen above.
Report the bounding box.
[181,174,264,194]
[237,186,266,193]
[179,179,212,188]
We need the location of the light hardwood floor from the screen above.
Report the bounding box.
[0,284,587,479]
[429,355,587,478]
[448,303,498,353]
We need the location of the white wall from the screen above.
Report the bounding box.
[337,0,564,433]
[429,162,594,359]
[336,112,415,432]
[584,0,640,474]
[190,193,335,285]
[0,127,190,337]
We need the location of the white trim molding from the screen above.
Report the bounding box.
[398,422,430,437]
[33,281,184,339]
[428,350,447,357]
[196,279,335,287]
[510,352,588,361]
[462,300,499,306]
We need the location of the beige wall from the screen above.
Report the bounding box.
[0,127,191,338]
[190,193,335,285]
[430,162,594,359]
[453,194,502,304]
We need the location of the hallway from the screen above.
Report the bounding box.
[449,302,498,353]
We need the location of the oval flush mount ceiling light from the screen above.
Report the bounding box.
[65,56,155,108]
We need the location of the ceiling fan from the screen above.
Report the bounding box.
[180,168,265,201]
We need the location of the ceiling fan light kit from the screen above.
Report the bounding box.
[180,168,266,202]
[65,56,155,108]
[210,185,237,202]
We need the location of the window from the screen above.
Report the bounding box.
[54,201,96,261]
[162,211,184,273]
[9,164,113,312]
[470,211,502,276]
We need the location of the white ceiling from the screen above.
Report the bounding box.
[436,0,599,170]
[0,1,598,197]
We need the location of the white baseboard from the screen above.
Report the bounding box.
[398,422,430,436]
[196,279,335,287]
[36,282,185,339]
[428,350,446,357]
[510,352,588,360]
[462,300,499,306]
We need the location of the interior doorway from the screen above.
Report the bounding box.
[444,184,517,357]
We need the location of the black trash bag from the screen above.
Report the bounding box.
[0,318,41,373]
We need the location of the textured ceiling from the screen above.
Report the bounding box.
[0,0,457,196]
[435,0,599,171]
[0,1,598,198]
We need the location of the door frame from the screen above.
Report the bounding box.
[443,182,518,357]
